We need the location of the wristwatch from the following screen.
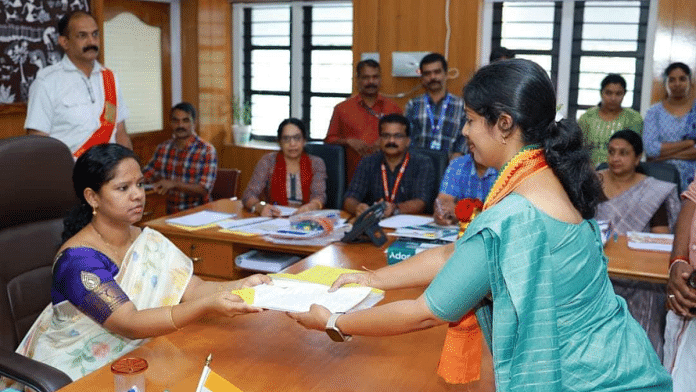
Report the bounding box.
[250,201,266,214]
[325,313,351,342]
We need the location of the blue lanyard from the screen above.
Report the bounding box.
[424,94,451,136]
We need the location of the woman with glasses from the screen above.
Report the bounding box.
[242,118,327,217]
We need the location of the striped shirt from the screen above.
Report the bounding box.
[142,135,217,213]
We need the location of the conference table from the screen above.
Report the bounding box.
[56,200,668,391]
[57,240,463,391]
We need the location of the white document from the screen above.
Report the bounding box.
[231,218,291,235]
[274,205,297,217]
[166,210,235,227]
[379,214,434,229]
[217,216,272,229]
[252,279,373,313]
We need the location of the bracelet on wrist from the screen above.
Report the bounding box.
[669,257,690,275]
[670,256,689,266]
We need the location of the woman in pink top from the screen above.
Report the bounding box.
[665,174,696,391]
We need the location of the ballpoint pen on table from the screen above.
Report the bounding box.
[194,353,213,392]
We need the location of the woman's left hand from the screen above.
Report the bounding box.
[286,304,332,331]
[237,274,272,289]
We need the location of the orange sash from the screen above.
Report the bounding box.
[437,146,548,384]
[72,68,118,158]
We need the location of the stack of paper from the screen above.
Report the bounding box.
[166,210,235,230]
[626,231,674,252]
[379,214,434,229]
[232,265,384,313]
[390,222,459,242]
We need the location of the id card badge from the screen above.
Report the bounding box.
[430,140,441,150]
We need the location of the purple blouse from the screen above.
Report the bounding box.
[52,248,130,324]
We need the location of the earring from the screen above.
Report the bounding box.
[92,207,97,216]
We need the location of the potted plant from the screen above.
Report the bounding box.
[232,96,252,144]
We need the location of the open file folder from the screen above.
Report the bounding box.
[234,250,302,273]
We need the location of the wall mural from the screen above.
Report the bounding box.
[0,0,89,104]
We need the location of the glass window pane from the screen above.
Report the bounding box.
[309,96,346,139]
[250,94,290,137]
[251,50,290,91]
[311,51,353,94]
[251,7,289,22]
[579,56,635,74]
[582,40,637,52]
[578,72,635,93]
[578,89,601,107]
[585,1,642,9]
[582,24,638,41]
[501,22,554,39]
[502,4,555,23]
[584,7,640,23]
[312,22,353,46]
[250,7,290,46]
[500,38,553,51]
[517,54,553,78]
[251,22,290,46]
[312,4,352,47]
[312,5,352,21]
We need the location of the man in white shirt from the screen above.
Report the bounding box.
[25,11,131,158]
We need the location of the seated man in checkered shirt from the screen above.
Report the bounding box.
[142,102,217,213]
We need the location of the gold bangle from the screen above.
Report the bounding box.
[168,306,180,330]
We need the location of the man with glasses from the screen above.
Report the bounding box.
[343,114,435,218]
[325,59,402,182]
[142,102,218,213]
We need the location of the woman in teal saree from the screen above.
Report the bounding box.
[289,59,672,391]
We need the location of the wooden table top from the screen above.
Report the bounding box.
[143,199,328,256]
[604,235,669,283]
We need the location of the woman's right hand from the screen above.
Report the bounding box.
[260,204,281,217]
[666,261,696,318]
[329,272,375,292]
[208,291,264,317]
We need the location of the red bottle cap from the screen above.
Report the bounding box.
[111,357,148,375]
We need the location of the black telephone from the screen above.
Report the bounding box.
[341,202,388,246]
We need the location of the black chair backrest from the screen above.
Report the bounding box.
[304,143,346,210]
[0,136,78,351]
[211,168,241,200]
[596,161,681,194]
[409,147,448,212]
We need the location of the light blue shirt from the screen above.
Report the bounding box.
[439,154,497,201]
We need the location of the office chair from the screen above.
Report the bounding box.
[211,168,241,200]
[0,136,77,392]
[409,147,449,213]
[304,143,346,209]
[596,161,681,194]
